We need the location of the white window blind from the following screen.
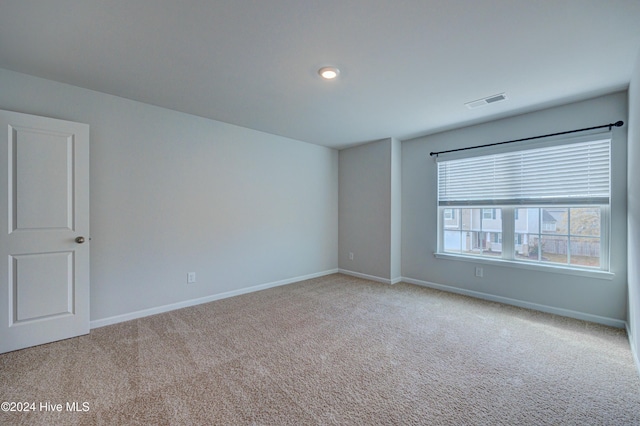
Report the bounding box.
[437,138,610,206]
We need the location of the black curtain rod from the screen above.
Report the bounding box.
[429,120,624,157]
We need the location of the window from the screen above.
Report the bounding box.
[483,208,495,219]
[437,135,610,272]
[443,208,502,258]
[514,207,601,268]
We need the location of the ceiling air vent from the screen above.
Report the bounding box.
[465,93,508,109]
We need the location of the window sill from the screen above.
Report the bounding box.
[434,252,615,280]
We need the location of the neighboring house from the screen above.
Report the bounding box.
[443,208,504,255]
[444,207,595,259]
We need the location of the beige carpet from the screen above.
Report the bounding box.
[1,273,639,425]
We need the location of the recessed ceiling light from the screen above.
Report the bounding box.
[318,66,340,80]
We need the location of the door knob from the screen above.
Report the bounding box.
[75,236,86,244]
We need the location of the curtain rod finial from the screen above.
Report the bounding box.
[609,121,624,130]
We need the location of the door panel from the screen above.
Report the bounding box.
[0,110,89,354]
[11,251,74,322]
[10,126,75,231]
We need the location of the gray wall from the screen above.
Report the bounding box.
[338,138,401,282]
[628,49,640,364]
[0,68,339,324]
[402,92,628,324]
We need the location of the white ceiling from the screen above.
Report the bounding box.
[1,0,640,149]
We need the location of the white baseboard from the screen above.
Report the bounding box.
[338,269,401,285]
[90,268,339,329]
[91,268,626,331]
[626,322,640,376]
[401,276,626,329]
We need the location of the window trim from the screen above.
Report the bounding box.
[435,132,612,277]
[434,251,614,280]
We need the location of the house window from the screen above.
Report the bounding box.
[437,135,611,272]
[483,208,496,219]
[515,234,523,245]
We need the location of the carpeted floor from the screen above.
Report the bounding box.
[1,273,639,425]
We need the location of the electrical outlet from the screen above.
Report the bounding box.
[474,267,483,278]
[349,252,354,260]
[187,272,196,283]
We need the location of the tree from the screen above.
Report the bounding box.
[551,208,599,236]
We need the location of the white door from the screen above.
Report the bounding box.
[0,110,89,354]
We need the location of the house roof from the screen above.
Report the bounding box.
[542,210,557,223]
